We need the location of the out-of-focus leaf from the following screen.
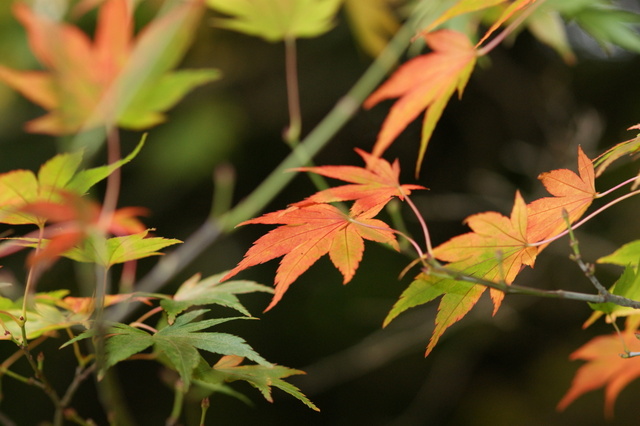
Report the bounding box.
[0,145,141,225]
[573,6,640,54]
[63,230,182,267]
[558,319,640,418]
[344,0,399,57]
[206,0,342,41]
[0,0,217,134]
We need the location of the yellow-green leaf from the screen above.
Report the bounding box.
[207,0,342,42]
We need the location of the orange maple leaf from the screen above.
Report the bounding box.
[222,203,399,311]
[558,319,640,418]
[17,192,147,265]
[527,146,597,243]
[363,29,477,175]
[434,191,538,312]
[293,148,426,214]
[0,0,212,134]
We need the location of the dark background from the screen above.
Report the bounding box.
[0,1,639,425]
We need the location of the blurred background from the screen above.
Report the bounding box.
[0,0,639,425]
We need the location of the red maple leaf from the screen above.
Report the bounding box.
[293,148,426,214]
[222,203,399,311]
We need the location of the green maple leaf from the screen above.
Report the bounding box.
[597,240,640,269]
[207,0,342,41]
[65,309,269,389]
[63,230,182,268]
[160,272,274,324]
[195,354,319,411]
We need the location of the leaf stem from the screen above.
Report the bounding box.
[596,175,640,198]
[98,126,121,230]
[284,36,302,146]
[404,194,433,257]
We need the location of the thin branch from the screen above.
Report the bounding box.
[425,261,640,310]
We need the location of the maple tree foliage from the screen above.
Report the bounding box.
[364,0,541,175]
[0,0,639,423]
[384,147,599,355]
[222,150,425,310]
[363,29,477,176]
[0,0,217,134]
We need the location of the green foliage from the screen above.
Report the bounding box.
[0,0,639,424]
[63,230,182,267]
[160,272,274,323]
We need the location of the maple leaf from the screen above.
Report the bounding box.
[434,191,537,311]
[558,319,640,418]
[293,148,426,214]
[65,309,270,389]
[0,0,218,134]
[343,0,399,57]
[159,272,274,324]
[0,141,143,225]
[203,354,319,411]
[222,203,399,311]
[9,192,158,267]
[385,191,538,355]
[526,146,597,243]
[363,29,477,176]
[207,0,342,42]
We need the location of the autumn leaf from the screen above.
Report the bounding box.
[434,191,537,311]
[222,203,399,311]
[293,148,426,214]
[385,191,539,355]
[206,0,342,42]
[363,29,477,176]
[0,0,217,134]
[558,318,640,418]
[344,0,399,57]
[526,146,597,243]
